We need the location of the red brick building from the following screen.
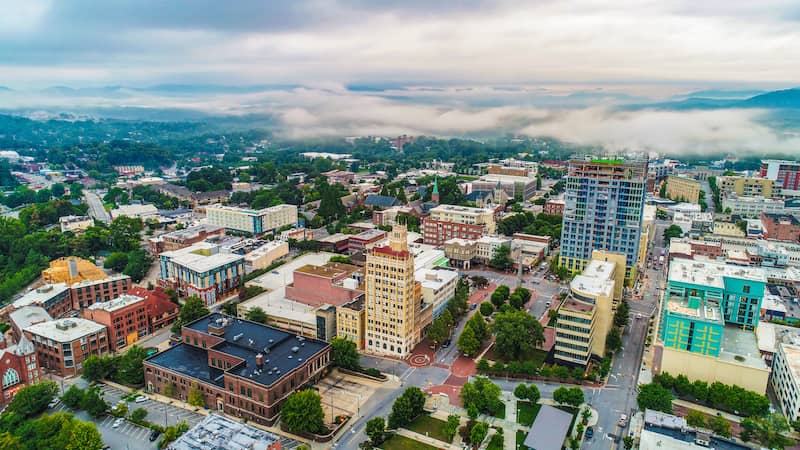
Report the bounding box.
[82,294,149,352]
[148,224,225,256]
[127,287,180,332]
[0,336,39,406]
[347,229,387,254]
[285,262,364,307]
[70,275,133,310]
[544,199,565,216]
[762,213,800,242]
[144,313,331,425]
[24,318,109,377]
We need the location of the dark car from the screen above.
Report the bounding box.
[443,339,452,347]
[149,430,161,442]
[586,427,594,439]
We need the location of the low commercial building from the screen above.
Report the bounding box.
[718,176,775,198]
[415,268,458,319]
[347,229,387,254]
[475,235,512,264]
[159,242,245,305]
[59,215,93,233]
[665,175,701,203]
[127,286,180,332]
[167,414,281,450]
[336,298,366,349]
[110,204,159,220]
[543,199,565,216]
[285,262,363,308]
[443,238,477,269]
[83,294,149,351]
[148,224,226,255]
[762,212,800,242]
[25,318,109,376]
[144,313,331,425]
[721,194,784,218]
[322,169,355,185]
[242,240,289,271]
[9,306,53,341]
[205,204,297,235]
[422,204,497,246]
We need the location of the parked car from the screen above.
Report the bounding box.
[618,414,628,427]
[149,430,161,442]
[112,418,124,428]
[443,339,452,348]
[586,427,594,438]
[134,395,147,403]
[48,398,60,409]
[469,303,477,311]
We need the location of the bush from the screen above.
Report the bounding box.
[131,408,148,422]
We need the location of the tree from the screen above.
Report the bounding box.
[614,301,630,328]
[111,401,128,418]
[536,173,542,190]
[637,383,673,413]
[123,249,151,282]
[470,422,489,447]
[365,417,386,445]
[606,328,622,353]
[331,338,361,371]
[686,410,706,428]
[104,252,129,272]
[741,414,792,449]
[457,326,481,357]
[188,383,205,407]
[0,432,22,450]
[659,181,667,198]
[509,293,524,309]
[623,435,634,450]
[461,377,502,416]
[61,385,85,409]
[514,384,529,400]
[245,307,268,324]
[444,414,461,441]
[514,384,540,403]
[489,245,514,271]
[108,216,144,252]
[7,381,59,418]
[388,387,426,429]
[490,290,506,309]
[281,390,325,434]
[553,387,584,408]
[663,224,683,243]
[131,407,148,422]
[171,296,210,333]
[65,421,103,450]
[492,310,544,360]
[470,275,489,289]
[163,382,178,398]
[79,387,108,417]
[466,313,489,341]
[117,345,148,386]
[708,415,731,437]
[427,314,450,346]
[479,302,494,316]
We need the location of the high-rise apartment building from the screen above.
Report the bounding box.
[205,204,298,235]
[761,160,800,196]
[560,159,647,285]
[364,225,429,357]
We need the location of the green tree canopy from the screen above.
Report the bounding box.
[6,381,59,418]
[457,326,481,357]
[461,377,502,416]
[245,306,268,324]
[492,310,544,360]
[637,383,673,413]
[281,390,326,434]
[171,296,210,333]
[65,421,103,450]
[365,417,386,445]
[388,387,426,429]
[331,338,361,371]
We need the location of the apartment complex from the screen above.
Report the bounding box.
[422,204,496,246]
[761,159,800,196]
[144,313,331,425]
[665,175,701,203]
[70,275,133,309]
[657,259,769,392]
[560,159,647,285]
[205,204,297,235]
[24,318,109,377]
[83,294,149,351]
[365,225,430,357]
[718,176,775,198]
[554,257,620,366]
[721,194,784,218]
[158,242,245,305]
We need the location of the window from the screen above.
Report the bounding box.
[2,369,20,389]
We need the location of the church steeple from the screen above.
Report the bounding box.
[432,177,440,204]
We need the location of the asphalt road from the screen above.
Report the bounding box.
[85,191,111,223]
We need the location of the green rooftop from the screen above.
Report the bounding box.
[591,158,624,165]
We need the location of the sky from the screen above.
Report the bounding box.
[0,0,798,154]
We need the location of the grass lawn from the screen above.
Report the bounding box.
[516,430,527,449]
[380,434,442,450]
[517,401,542,426]
[493,402,506,419]
[405,414,452,443]
[487,433,504,450]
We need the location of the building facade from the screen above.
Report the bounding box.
[70,275,133,310]
[544,199,565,216]
[83,294,150,351]
[24,318,109,376]
[422,204,496,246]
[205,204,298,235]
[365,225,429,357]
[718,176,775,198]
[772,342,800,422]
[761,159,800,196]
[415,268,458,320]
[560,159,647,285]
[144,313,331,425]
[664,175,701,203]
[336,299,365,350]
[762,213,800,242]
[0,337,39,406]
[159,242,245,305]
[721,194,784,218]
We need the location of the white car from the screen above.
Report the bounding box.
[134,395,147,403]
[112,418,124,428]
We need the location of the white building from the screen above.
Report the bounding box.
[475,235,513,263]
[167,414,281,450]
[205,204,297,235]
[59,215,93,233]
[721,194,785,218]
[110,204,159,220]
[415,268,458,319]
[772,341,800,421]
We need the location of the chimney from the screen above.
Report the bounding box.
[256,353,264,368]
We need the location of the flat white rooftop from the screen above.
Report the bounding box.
[13,283,69,308]
[25,318,106,342]
[570,260,615,298]
[87,294,144,312]
[668,258,766,288]
[162,242,244,274]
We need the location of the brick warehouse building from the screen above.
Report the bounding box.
[82,294,149,352]
[144,313,331,425]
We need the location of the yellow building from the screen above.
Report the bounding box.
[665,175,701,203]
[638,205,657,272]
[337,298,366,350]
[718,176,774,198]
[364,224,430,357]
[554,255,621,366]
[42,257,108,285]
[658,345,769,394]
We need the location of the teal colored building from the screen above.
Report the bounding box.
[661,259,766,355]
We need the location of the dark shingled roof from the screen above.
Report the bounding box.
[364,195,400,208]
[146,313,329,388]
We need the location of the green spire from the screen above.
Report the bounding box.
[432,177,439,195]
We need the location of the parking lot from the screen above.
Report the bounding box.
[316,371,378,424]
[97,384,204,429]
[50,399,158,450]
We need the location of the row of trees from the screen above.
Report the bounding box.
[652,372,770,417]
[477,358,590,382]
[82,345,149,386]
[495,212,563,239]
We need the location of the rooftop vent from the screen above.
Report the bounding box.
[291,346,300,353]
[233,333,244,341]
[288,355,292,359]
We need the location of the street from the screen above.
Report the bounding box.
[84,190,111,223]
